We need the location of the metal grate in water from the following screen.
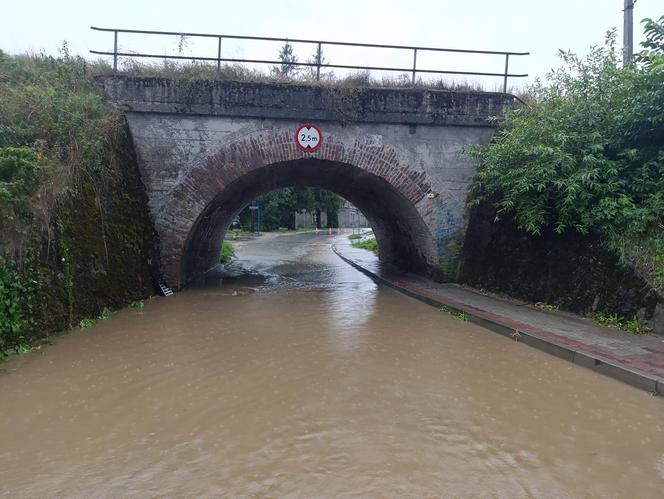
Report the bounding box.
[159,283,174,297]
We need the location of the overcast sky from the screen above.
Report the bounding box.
[2,0,662,90]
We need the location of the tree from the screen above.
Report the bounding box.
[306,45,328,80]
[638,15,664,64]
[239,187,342,230]
[312,188,342,228]
[469,23,664,291]
[271,41,299,78]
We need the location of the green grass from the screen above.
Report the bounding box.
[349,232,378,254]
[220,241,235,263]
[108,57,492,92]
[351,237,378,254]
[534,302,559,312]
[78,307,116,329]
[440,304,468,321]
[593,312,651,334]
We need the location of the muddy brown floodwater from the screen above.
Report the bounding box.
[1,232,663,497]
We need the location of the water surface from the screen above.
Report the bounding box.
[1,233,663,497]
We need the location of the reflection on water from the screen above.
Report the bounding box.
[0,232,663,497]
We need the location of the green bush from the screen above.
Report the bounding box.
[0,255,30,352]
[0,147,41,243]
[0,47,122,253]
[593,311,651,334]
[469,20,664,292]
[0,48,155,352]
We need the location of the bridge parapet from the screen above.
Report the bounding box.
[102,76,514,127]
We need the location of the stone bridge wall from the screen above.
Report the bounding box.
[103,77,511,287]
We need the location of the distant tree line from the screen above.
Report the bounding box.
[238,187,343,231]
[271,41,328,80]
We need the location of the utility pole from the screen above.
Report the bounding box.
[623,0,635,65]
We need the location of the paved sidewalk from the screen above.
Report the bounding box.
[333,237,664,394]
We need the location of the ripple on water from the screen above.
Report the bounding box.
[0,233,663,497]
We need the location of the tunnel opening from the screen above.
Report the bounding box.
[181,158,437,286]
[234,186,358,233]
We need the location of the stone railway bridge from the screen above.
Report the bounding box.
[103,76,514,289]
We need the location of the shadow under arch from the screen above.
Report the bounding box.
[182,158,438,286]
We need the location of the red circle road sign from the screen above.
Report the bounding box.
[295,124,323,152]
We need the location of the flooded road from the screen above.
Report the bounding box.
[1,232,663,497]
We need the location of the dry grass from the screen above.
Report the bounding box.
[97,57,505,93]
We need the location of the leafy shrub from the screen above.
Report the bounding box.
[0,147,40,245]
[593,312,651,334]
[0,255,30,352]
[469,21,664,292]
[0,47,124,257]
[0,48,155,350]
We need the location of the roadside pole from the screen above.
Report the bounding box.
[623,0,635,65]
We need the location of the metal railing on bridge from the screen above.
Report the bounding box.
[90,26,529,93]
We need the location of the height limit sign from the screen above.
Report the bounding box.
[295,124,323,152]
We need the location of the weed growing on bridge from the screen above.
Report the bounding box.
[109,56,490,92]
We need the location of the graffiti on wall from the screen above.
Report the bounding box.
[431,196,463,280]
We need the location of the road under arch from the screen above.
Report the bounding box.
[183,159,437,285]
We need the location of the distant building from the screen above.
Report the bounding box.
[294,200,369,228]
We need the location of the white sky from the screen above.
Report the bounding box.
[1,0,662,90]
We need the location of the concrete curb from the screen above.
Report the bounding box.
[332,245,663,395]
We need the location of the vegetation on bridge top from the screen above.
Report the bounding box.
[104,62,493,93]
[96,37,498,93]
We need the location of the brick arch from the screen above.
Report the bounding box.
[157,129,439,288]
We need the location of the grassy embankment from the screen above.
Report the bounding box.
[349,232,378,254]
[0,48,156,356]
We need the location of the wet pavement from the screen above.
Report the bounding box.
[1,232,663,497]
